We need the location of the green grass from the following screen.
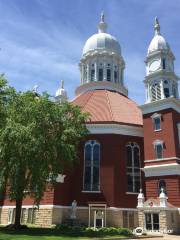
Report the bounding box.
[0,227,129,240]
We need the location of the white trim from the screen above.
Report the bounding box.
[145,156,180,163]
[81,191,101,193]
[87,123,143,137]
[0,204,138,212]
[126,192,139,195]
[151,113,162,119]
[108,207,138,212]
[0,205,88,210]
[142,163,180,177]
[153,139,163,146]
[140,97,180,114]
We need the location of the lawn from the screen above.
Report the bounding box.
[0,227,130,240]
[0,233,127,240]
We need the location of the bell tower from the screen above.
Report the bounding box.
[140,18,180,207]
[145,17,179,103]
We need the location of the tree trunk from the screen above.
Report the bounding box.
[14,198,23,229]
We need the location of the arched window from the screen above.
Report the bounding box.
[114,71,118,83]
[163,80,170,98]
[98,68,103,81]
[153,140,163,159]
[83,140,100,191]
[157,179,166,195]
[107,68,111,81]
[151,83,161,101]
[126,143,141,193]
[91,69,95,81]
[162,58,166,69]
[172,84,177,98]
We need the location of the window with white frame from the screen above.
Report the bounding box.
[153,140,163,159]
[151,113,161,131]
[83,140,100,191]
[126,142,141,193]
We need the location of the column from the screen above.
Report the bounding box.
[103,61,106,81]
[81,64,84,84]
[87,63,90,83]
[95,61,98,81]
[160,80,165,99]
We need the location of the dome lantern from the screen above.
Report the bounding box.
[78,13,128,97]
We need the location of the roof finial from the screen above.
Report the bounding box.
[98,11,107,33]
[101,11,104,22]
[154,16,160,35]
[61,80,64,89]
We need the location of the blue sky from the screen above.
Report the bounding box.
[0,0,180,104]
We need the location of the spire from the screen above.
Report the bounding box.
[98,11,107,33]
[61,80,64,89]
[55,80,68,103]
[154,16,160,35]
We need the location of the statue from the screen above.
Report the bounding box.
[70,200,77,219]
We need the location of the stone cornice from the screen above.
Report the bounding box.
[86,123,143,137]
[144,71,179,83]
[140,97,180,114]
[144,157,180,163]
[142,163,180,177]
[75,81,128,97]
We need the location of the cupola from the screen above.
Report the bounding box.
[77,13,128,97]
[55,80,68,103]
[144,17,179,103]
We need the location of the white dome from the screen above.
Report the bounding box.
[148,34,170,54]
[147,17,170,55]
[83,32,121,56]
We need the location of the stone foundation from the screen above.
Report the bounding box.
[0,205,138,228]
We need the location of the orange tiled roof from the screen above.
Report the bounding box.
[72,89,143,126]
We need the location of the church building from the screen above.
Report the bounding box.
[0,14,180,233]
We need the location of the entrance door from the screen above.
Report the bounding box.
[145,213,159,231]
[94,210,104,228]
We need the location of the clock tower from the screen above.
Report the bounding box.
[145,17,179,103]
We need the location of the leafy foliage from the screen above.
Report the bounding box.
[55,224,133,237]
[0,77,89,226]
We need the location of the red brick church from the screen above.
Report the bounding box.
[0,14,180,233]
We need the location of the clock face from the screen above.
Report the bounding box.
[149,60,160,72]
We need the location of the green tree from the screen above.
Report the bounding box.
[0,81,88,228]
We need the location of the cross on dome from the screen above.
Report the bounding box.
[154,16,160,35]
[61,80,64,89]
[98,11,107,33]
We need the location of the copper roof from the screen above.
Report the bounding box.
[72,89,143,126]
